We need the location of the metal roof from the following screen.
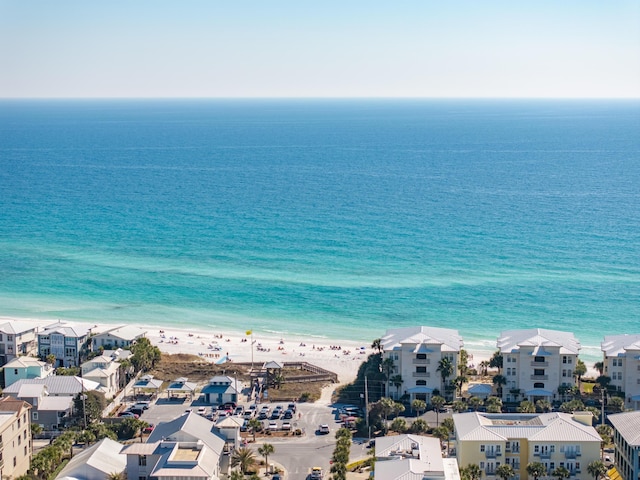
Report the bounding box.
[381,326,463,352]
[497,328,580,355]
[608,411,640,446]
[601,334,640,357]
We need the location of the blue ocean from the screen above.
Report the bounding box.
[1,99,639,363]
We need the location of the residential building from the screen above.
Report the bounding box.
[3,376,101,397]
[81,355,121,399]
[601,334,640,409]
[608,411,640,480]
[122,411,225,480]
[37,321,91,367]
[3,356,53,388]
[55,437,125,480]
[201,376,240,405]
[380,326,464,402]
[91,325,147,350]
[375,434,460,480]
[10,384,74,430]
[0,321,38,366]
[0,397,32,480]
[453,411,601,480]
[496,329,581,403]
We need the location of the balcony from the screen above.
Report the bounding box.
[565,450,581,459]
[413,372,430,378]
[538,451,552,459]
[530,360,549,367]
[413,358,430,364]
[485,450,501,458]
[530,374,548,381]
[485,470,496,476]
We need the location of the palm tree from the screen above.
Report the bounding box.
[489,351,503,372]
[485,397,503,413]
[518,400,536,413]
[496,463,515,480]
[248,418,262,443]
[229,471,244,480]
[231,447,256,475]
[382,358,395,395]
[372,338,383,354]
[552,466,571,480]
[107,473,126,480]
[437,358,454,389]
[596,424,613,457]
[390,374,403,399]
[463,464,482,480]
[431,395,446,425]
[536,399,552,413]
[412,399,426,417]
[410,418,428,434]
[594,362,604,376]
[454,375,469,397]
[608,397,624,413]
[257,443,275,472]
[433,425,449,448]
[587,461,608,480]
[526,462,546,480]
[378,397,395,425]
[493,374,507,398]
[442,417,455,452]
[390,418,407,433]
[468,396,484,411]
[479,361,490,376]
[452,400,467,413]
[574,359,587,386]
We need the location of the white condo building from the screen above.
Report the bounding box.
[381,326,463,402]
[601,334,640,409]
[497,329,580,403]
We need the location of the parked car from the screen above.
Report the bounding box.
[133,401,151,410]
[243,410,254,419]
[143,424,155,434]
[197,407,207,415]
[223,402,237,410]
[310,467,323,480]
[283,409,293,419]
[258,411,269,420]
[318,424,330,434]
[129,407,144,416]
[270,410,281,420]
[287,403,297,413]
[281,421,291,431]
[119,412,138,419]
[234,406,244,415]
[268,421,278,431]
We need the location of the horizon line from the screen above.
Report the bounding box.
[1,96,639,101]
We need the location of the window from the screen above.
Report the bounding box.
[563,356,568,364]
[139,477,147,480]
[17,436,20,446]
[534,445,540,453]
[7,335,12,342]
[534,382,545,388]
[534,356,545,363]
[138,455,147,466]
[14,369,18,375]
[480,462,485,469]
[416,353,427,360]
[17,418,20,428]
[481,445,486,452]
[534,369,545,376]
[562,370,567,377]
[24,446,27,456]
[13,457,16,467]
[416,380,427,386]
[32,412,38,421]
[0,334,3,341]
[416,366,427,373]
[550,446,555,453]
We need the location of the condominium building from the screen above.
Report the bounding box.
[497,329,581,403]
[37,321,91,367]
[0,321,38,366]
[601,334,640,409]
[381,326,463,402]
[608,411,640,480]
[453,411,601,480]
[0,397,32,480]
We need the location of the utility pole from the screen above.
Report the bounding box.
[365,376,370,439]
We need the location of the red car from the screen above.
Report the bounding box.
[143,424,155,434]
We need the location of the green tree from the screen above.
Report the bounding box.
[535,399,552,413]
[248,418,262,443]
[45,354,56,366]
[594,362,604,375]
[560,399,586,413]
[433,425,449,448]
[412,399,426,417]
[231,447,256,474]
[257,443,275,471]
[437,358,454,388]
[479,361,490,376]
[73,390,107,424]
[489,351,503,371]
[229,471,244,480]
[371,338,383,354]
[496,463,515,480]
[452,400,467,413]
[468,396,484,411]
[461,464,482,480]
[130,337,162,372]
[493,374,507,398]
[390,375,404,398]
[526,462,547,480]
[410,418,428,434]
[485,397,503,413]
[390,417,407,433]
[574,359,587,385]
[459,349,470,376]
[596,425,613,456]
[608,397,624,413]
[552,466,571,480]
[431,395,446,425]
[518,400,536,413]
[454,375,469,397]
[587,461,608,480]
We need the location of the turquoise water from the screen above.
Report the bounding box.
[1,99,639,362]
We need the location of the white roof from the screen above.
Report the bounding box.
[40,321,90,338]
[94,325,147,341]
[56,438,125,480]
[3,376,100,396]
[147,411,225,457]
[601,334,640,357]
[608,411,640,445]
[381,326,463,352]
[17,384,48,398]
[0,321,37,335]
[375,435,450,480]
[4,356,48,369]
[453,412,600,443]
[39,396,74,412]
[497,328,580,355]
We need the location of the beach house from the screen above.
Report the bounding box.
[453,411,601,480]
[81,355,121,399]
[0,321,38,366]
[380,326,463,402]
[122,411,225,480]
[202,375,240,406]
[374,434,460,480]
[0,397,32,480]
[3,355,53,388]
[91,325,147,350]
[496,329,581,403]
[37,321,91,367]
[56,437,126,480]
[600,334,640,409]
[608,411,640,480]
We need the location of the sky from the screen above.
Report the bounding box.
[1,0,639,98]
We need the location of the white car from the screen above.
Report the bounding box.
[318,424,330,434]
[268,421,278,431]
